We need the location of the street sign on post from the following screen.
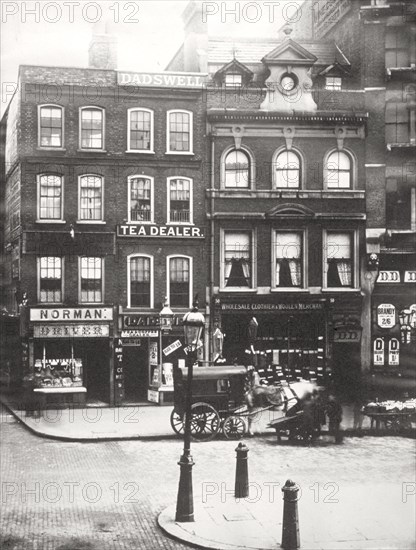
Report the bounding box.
[163,339,182,357]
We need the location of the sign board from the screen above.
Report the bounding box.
[34,324,109,338]
[404,271,416,283]
[373,338,384,366]
[333,329,361,342]
[118,71,207,88]
[313,0,351,38]
[30,307,113,322]
[114,337,124,405]
[117,225,204,238]
[377,271,400,283]
[149,341,158,366]
[388,338,400,366]
[163,340,182,357]
[220,302,325,311]
[377,304,396,328]
[121,330,158,338]
[122,338,142,347]
[147,389,159,403]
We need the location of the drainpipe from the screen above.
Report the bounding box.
[209,131,216,361]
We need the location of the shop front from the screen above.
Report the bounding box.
[117,311,190,405]
[28,307,114,406]
[371,266,416,389]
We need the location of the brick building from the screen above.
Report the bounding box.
[167,2,369,394]
[0,32,208,405]
[310,0,415,389]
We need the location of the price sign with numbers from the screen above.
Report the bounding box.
[377,304,396,329]
[373,338,384,366]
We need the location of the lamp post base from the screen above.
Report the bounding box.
[175,452,195,522]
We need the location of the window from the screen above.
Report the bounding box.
[168,178,192,223]
[129,255,152,308]
[274,232,303,288]
[325,232,354,288]
[386,178,416,230]
[129,176,153,222]
[223,232,252,288]
[80,257,103,303]
[169,256,191,308]
[79,175,103,221]
[385,102,410,144]
[80,107,104,149]
[167,110,193,153]
[325,77,342,91]
[385,28,409,68]
[39,257,62,303]
[128,108,153,152]
[225,74,242,87]
[38,105,63,148]
[224,149,250,188]
[274,150,301,188]
[324,150,352,189]
[38,175,63,221]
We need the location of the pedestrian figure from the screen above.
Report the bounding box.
[326,394,343,444]
[302,393,322,444]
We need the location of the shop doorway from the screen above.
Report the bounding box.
[76,339,110,404]
[123,344,149,403]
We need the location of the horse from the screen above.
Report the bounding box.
[244,368,320,435]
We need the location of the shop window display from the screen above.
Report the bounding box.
[31,358,83,388]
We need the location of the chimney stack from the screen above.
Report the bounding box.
[182,1,208,73]
[88,22,118,70]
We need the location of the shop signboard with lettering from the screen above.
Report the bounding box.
[373,338,384,366]
[377,271,400,283]
[117,224,204,238]
[163,340,182,357]
[147,389,159,403]
[404,271,416,283]
[117,71,208,88]
[121,329,158,338]
[388,338,400,366]
[30,307,113,322]
[377,304,396,328]
[34,324,110,338]
[114,338,124,405]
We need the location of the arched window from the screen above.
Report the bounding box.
[78,175,104,221]
[324,150,352,189]
[274,150,301,188]
[224,149,250,188]
[128,255,153,308]
[168,256,191,308]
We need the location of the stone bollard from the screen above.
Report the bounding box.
[281,479,300,549]
[234,442,249,498]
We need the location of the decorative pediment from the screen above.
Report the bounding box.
[265,203,315,219]
[262,39,317,67]
[215,58,253,78]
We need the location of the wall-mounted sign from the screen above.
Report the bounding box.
[117,225,204,238]
[377,304,396,328]
[377,271,400,283]
[221,302,325,311]
[404,271,416,283]
[121,330,158,338]
[313,0,351,38]
[333,328,361,342]
[30,307,113,322]
[373,337,384,366]
[114,337,124,405]
[163,339,182,357]
[388,338,400,366]
[149,341,158,366]
[118,71,207,88]
[121,314,183,329]
[122,338,142,347]
[34,324,110,338]
[147,389,159,403]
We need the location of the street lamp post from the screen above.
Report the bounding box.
[175,297,205,522]
[159,297,173,388]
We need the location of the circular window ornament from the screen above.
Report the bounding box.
[280,73,298,93]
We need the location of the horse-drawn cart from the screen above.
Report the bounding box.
[170,365,251,441]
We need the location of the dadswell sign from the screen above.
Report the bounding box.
[117,71,208,88]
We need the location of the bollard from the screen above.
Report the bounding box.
[234,442,249,498]
[281,479,300,549]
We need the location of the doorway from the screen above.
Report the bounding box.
[123,344,149,402]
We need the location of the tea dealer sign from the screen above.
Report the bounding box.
[377,304,396,328]
[117,224,204,238]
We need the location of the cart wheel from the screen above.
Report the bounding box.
[170,409,185,436]
[223,416,247,440]
[189,402,220,442]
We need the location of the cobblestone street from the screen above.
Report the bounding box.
[1,408,415,550]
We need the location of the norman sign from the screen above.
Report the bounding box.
[30,307,113,322]
[117,71,207,88]
[117,225,204,238]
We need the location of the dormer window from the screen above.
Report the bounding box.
[225,74,242,88]
[325,77,342,91]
